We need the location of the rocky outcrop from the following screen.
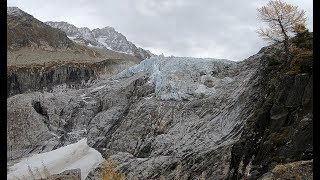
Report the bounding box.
[48,169,81,180]
[7,63,95,97]
[227,42,313,179]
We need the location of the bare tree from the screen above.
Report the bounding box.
[256,0,307,61]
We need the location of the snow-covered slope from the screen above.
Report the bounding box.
[7,139,104,180]
[113,55,236,100]
[46,21,153,60]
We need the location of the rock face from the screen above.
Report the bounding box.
[7,7,75,51]
[227,44,313,179]
[46,21,153,60]
[7,59,136,97]
[7,41,313,179]
[7,63,95,97]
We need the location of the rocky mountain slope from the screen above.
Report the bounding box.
[7,7,75,51]
[7,7,143,97]
[7,8,313,179]
[227,32,313,180]
[45,21,153,60]
[7,55,247,179]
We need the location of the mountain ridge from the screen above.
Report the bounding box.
[7,7,75,51]
[46,21,153,60]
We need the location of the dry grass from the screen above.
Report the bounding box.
[7,45,140,66]
[272,164,286,173]
[270,160,313,180]
[101,160,125,180]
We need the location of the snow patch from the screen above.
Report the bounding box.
[195,84,216,97]
[88,43,95,47]
[7,138,104,180]
[97,37,113,50]
[67,36,77,40]
[90,85,106,93]
[80,93,87,98]
[83,99,97,104]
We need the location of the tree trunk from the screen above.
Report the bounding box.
[284,36,289,62]
[278,19,290,62]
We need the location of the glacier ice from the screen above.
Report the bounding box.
[112,55,236,100]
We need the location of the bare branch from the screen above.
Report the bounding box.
[256,0,307,43]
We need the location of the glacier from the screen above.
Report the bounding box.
[112,55,236,100]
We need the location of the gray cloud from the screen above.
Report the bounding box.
[8,0,313,61]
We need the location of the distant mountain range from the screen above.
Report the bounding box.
[46,21,153,60]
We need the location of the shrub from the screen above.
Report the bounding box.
[272,164,286,173]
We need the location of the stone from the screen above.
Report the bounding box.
[48,169,81,180]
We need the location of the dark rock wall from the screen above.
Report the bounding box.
[7,65,97,97]
[227,52,313,179]
[7,59,134,97]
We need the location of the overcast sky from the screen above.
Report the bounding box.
[8,0,313,61]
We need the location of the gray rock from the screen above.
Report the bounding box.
[258,160,313,180]
[48,169,81,180]
[285,73,310,107]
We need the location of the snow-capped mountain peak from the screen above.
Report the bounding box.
[45,21,153,60]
